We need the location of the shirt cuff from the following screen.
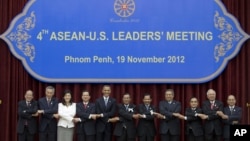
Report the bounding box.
[184,116,187,120]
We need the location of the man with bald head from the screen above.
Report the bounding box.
[217,95,242,141]
[17,90,38,141]
[201,89,223,141]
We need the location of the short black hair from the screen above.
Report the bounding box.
[143,93,152,99]
[81,90,90,96]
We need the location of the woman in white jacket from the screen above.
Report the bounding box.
[57,89,79,141]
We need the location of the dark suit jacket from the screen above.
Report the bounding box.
[95,97,116,132]
[185,107,204,136]
[137,104,156,137]
[38,97,58,132]
[202,100,223,135]
[222,106,242,139]
[159,100,181,135]
[76,102,96,135]
[17,100,38,134]
[113,104,137,138]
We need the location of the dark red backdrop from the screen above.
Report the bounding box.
[0,0,250,141]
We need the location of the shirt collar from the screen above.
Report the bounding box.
[103,96,109,100]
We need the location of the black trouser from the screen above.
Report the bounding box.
[187,129,204,141]
[77,133,95,141]
[161,131,180,141]
[39,125,56,141]
[204,130,221,141]
[116,128,135,141]
[138,135,154,141]
[96,124,112,141]
[18,126,34,141]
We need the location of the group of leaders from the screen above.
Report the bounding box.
[17,85,242,141]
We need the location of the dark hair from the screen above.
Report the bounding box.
[123,92,130,97]
[102,84,111,89]
[143,93,152,99]
[62,89,73,105]
[165,89,174,95]
[189,97,198,102]
[81,90,90,96]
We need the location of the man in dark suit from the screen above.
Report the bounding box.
[137,93,157,141]
[17,90,38,141]
[37,86,59,141]
[201,89,223,141]
[95,85,117,141]
[112,93,139,141]
[158,89,181,141]
[174,97,204,141]
[217,95,242,141]
[75,90,97,141]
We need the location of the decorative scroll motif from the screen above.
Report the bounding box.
[7,11,36,62]
[214,11,242,62]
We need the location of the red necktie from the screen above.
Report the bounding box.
[210,102,214,109]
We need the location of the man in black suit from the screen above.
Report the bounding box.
[37,86,59,141]
[158,89,181,141]
[137,93,157,141]
[201,89,223,141]
[75,90,97,141]
[174,97,204,141]
[17,90,38,141]
[95,85,117,141]
[111,93,139,141]
[217,95,242,141]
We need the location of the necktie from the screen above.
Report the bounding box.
[104,98,108,107]
[47,99,51,107]
[27,101,30,107]
[84,103,87,109]
[25,101,30,125]
[125,105,129,111]
[230,107,233,115]
[146,105,149,110]
[210,101,214,109]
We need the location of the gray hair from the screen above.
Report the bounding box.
[206,89,216,95]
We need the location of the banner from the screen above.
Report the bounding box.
[0,0,249,83]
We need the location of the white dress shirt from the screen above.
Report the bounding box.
[58,102,76,128]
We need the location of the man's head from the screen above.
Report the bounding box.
[45,86,55,99]
[102,85,111,97]
[207,89,216,101]
[189,97,199,108]
[82,90,91,103]
[25,90,34,102]
[165,89,174,102]
[227,95,236,106]
[142,93,152,105]
[122,93,131,105]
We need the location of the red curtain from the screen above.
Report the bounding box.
[0,0,249,141]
